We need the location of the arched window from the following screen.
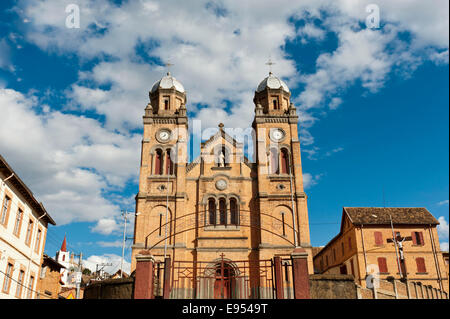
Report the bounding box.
[280,148,289,174]
[208,198,216,225]
[272,97,280,110]
[270,148,279,174]
[158,214,163,236]
[230,198,238,225]
[219,198,227,225]
[163,97,170,110]
[166,149,174,175]
[158,210,172,243]
[155,149,163,175]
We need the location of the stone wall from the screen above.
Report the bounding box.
[357,278,449,299]
[83,278,134,299]
[309,274,358,299]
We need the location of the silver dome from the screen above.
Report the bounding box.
[151,72,185,93]
[256,72,290,93]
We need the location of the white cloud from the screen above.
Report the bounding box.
[13,0,447,139]
[302,146,320,161]
[91,219,119,236]
[437,216,449,240]
[0,39,14,72]
[329,97,343,110]
[429,50,449,65]
[298,26,395,109]
[438,200,449,206]
[83,253,131,275]
[0,88,140,227]
[441,242,449,252]
[4,0,448,230]
[98,240,123,248]
[297,24,326,43]
[325,147,344,157]
[303,173,322,189]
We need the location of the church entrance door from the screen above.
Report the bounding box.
[213,260,234,299]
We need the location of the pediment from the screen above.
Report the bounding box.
[201,127,243,155]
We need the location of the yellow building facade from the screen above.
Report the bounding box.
[313,207,448,293]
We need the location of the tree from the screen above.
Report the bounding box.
[82,268,91,275]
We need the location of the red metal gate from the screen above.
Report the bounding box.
[152,254,294,299]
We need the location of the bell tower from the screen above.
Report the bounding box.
[148,71,187,116]
[253,70,312,266]
[132,71,189,269]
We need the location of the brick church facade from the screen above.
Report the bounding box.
[131,71,313,288]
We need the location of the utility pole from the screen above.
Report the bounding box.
[164,170,170,259]
[121,210,128,279]
[75,252,82,299]
[288,153,299,247]
[96,263,113,280]
[121,211,138,278]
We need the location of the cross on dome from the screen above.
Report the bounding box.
[265,57,276,75]
[165,61,174,76]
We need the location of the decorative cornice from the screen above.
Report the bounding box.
[258,243,295,249]
[195,247,250,252]
[211,166,232,171]
[197,236,247,240]
[147,176,176,181]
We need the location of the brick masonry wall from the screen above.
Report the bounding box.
[83,278,134,299]
[309,274,357,299]
[37,266,61,299]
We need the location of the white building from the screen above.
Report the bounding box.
[55,236,78,287]
[0,155,56,299]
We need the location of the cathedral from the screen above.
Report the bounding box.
[131,70,313,298]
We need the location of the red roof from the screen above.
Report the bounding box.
[61,236,67,252]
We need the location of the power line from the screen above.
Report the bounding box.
[0,268,58,300]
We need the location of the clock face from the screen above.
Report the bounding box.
[215,179,227,190]
[157,129,171,142]
[271,129,285,142]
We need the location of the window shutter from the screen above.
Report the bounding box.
[416,258,426,273]
[411,232,417,245]
[374,231,383,245]
[419,232,424,246]
[377,257,388,273]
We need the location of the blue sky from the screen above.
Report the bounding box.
[0,0,448,274]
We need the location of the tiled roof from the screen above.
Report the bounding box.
[0,154,56,225]
[343,207,439,226]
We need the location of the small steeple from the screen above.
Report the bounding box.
[61,235,67,252]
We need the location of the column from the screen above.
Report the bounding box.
[290,248,310,299]
[273,256,284,299]
[134,251,155,299]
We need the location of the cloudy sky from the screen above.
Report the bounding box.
[0,0,448,274]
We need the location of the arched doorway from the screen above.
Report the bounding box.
[213,262,236,299]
